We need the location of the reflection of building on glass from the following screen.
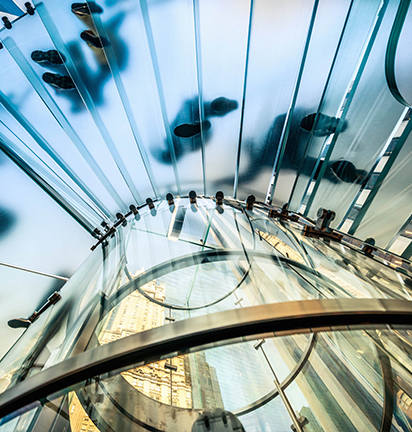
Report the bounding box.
[98,277,166,342]
[69,277,223,432]
[69,392,99,432]
[122,356,193,408]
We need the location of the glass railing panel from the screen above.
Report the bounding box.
[174,197,217,246]
[0,156,92,379]
[0,222,136,393]
[194,0,249,197]
[2,325,411,432]
[325,241,411,296]
[270,0,352,206]
[0,293,58,393]
[2,199,411,401]
[235,0,315,201]
[0,248,102,394]
[288,225,411,300]
[305,0,406,227]
[288,0,384,212]
[354,129,412,249]
[247,209,309,265]
[286,330,386,432]
[2,10,134,213]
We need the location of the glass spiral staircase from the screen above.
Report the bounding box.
[1,0,412,431]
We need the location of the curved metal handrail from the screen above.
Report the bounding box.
[385,0,412,107]
[0,298,411,419]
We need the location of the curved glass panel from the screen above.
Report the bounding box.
[0,198,410,402]
[1,325,411,432]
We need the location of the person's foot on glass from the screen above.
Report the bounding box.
[330,160,367,184]
[209,97,238,116]
[174,120,211,138]
[80,30,109,48]
[300,113,347,136]
[31,50,65,65]
[71,2,103,17]
[42,72,75,90]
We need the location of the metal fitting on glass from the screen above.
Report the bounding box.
[166,193,174,206]
[291,416,309,432]
[246,194,255,210]
[189,190,197,204]
[116,212,127,227]
[268,203,299,222]
[254,339,266,350]
[215,191,224,206]
[164,363,177,371]
[362,237,377,257]
[101,220,110,232]
[8,291,62,329]
[92,228,102,239]
[2,17,12,29]
[25,2,35,15]
[303,207,343,242]
[129,204,140,220]
[146,198,155,210]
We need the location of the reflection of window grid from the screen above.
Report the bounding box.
[138,381,143,387]
[400,393,412,410]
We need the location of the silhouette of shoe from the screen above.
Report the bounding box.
[71,2,103,16]
[210,97,238,116]
[300,113,347,136]
[330,160,367,184]
[80,30,108,48]
[42,73,75,90]
[174,120,211,138]
[31,50,65,65]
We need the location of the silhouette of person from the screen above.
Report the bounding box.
[236,109,367,187]
[31,2,129,112]
[153,96,238,163]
